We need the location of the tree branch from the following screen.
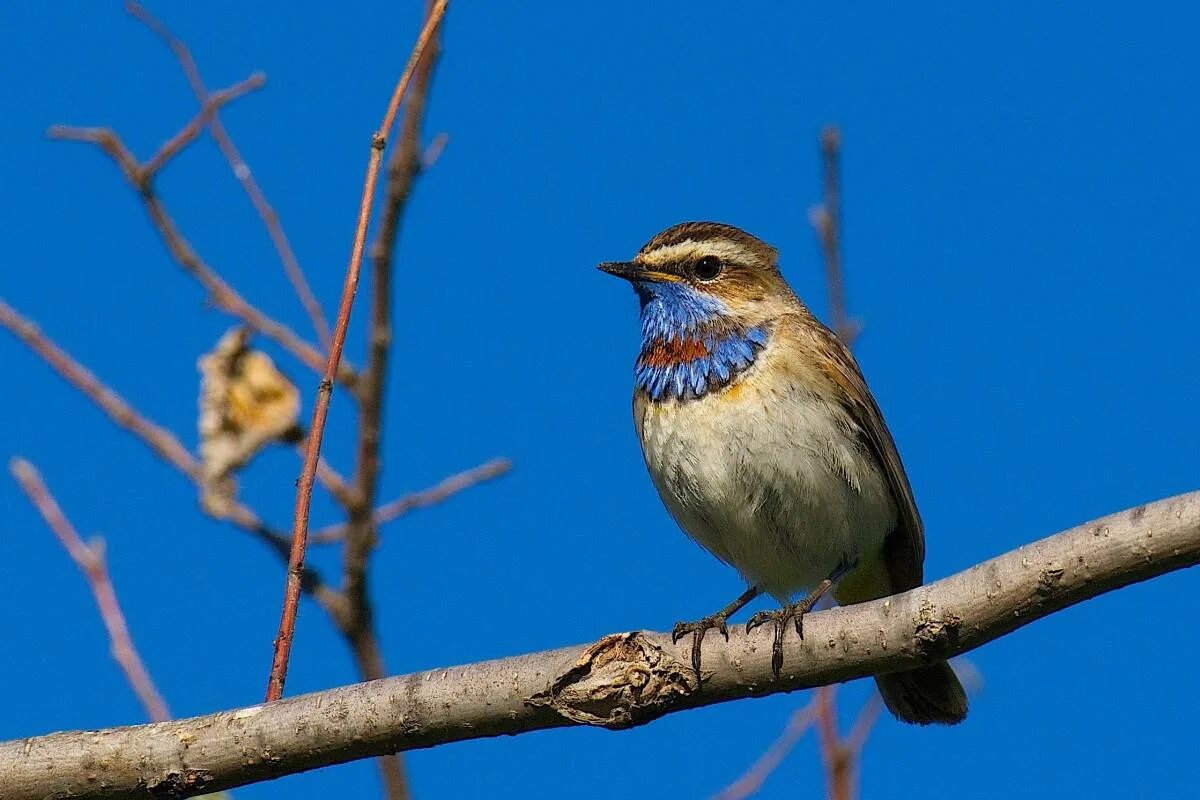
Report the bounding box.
[4,490,1196,800]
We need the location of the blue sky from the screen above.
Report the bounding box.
[2,3,1198,798]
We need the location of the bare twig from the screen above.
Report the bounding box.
[264,0,449,704]
[125,1,332,349]
[0,298,199,479]
[814,687,851,800]
[4,489,1198,800]
[141,73,265,179]
[717,124,887,800]
[334,15,444,794]
[312,458,512,544]
[48,106,356,391]
[841,693,883,799]
[0,298,343,621]
[289,439,357,509]
[712,697,820,800]
[808,126,860,345]
[10,459,171,723]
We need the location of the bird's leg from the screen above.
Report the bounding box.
[746,561,856,676]
[671,585,761,681]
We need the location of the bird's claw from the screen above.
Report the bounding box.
[745,603,810,676]
[671,614,731,681]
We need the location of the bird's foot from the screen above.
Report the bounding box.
[745,604,806,676]
[671,613,732,681]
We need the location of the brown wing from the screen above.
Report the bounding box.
[813,324,925,591]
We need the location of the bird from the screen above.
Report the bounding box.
[598,221,967,726]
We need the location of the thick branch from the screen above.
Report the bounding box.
[4,491,1196,800]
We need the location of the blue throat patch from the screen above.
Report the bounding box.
[633,281,770,402]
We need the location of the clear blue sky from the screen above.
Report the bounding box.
[2,3,1197,798]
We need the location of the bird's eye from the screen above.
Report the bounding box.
[693,255,723,281]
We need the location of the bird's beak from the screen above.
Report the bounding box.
[597,260,677,283]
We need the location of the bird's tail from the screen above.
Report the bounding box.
[874,662,968,726]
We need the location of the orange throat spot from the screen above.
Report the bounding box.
[637,337,710,368]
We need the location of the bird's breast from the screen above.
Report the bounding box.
[634,341,896,600]
[634,322,770,402]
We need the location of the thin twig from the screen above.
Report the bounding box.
[312,458,512,544]
[10,458,171,723]
[712,697,820,800]
[0,298,343,621]
[324,15,444,790]
[48,110,357,391]
[345,0,444,705]
[842,693,883,800]
[141,73,266,179]
[720,124,875,800]
[0,299,199,479]
[808,125,861,346]
[264,0,449,704]
[125,1,332,349]
[812,687,851,800]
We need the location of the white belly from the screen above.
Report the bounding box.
[637,371,896,602]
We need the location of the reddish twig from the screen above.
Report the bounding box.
[716,124,881,800]
[289,439,358,509]
[841,693,883,800]
[0,298,345,623]
[312,10,444,791]
[10,458,171,723]
[712,697,821,800]
[48,103,357,391]
[264,0,449,704]
[141,73,266,179]
[312,457,512,544]
[808,126,861,346]
[125,1,332,350]
[342,37,445,800]
[0,298,200,479]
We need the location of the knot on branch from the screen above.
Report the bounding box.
[528,632,695,730]
[145,767,213,797]
[912,600,963,659]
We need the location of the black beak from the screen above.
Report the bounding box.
[597,260,647,281]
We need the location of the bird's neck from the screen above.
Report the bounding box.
[634,282,771,402]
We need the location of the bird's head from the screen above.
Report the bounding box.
[599,222,797,401]
[599,221,794,337]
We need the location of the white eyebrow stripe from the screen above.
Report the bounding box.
[638,239,751,267]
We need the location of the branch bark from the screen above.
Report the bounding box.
[4,490,1196,800]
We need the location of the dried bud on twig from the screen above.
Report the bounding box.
[198,328,300,517]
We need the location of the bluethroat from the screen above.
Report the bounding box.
[599,221,967,725]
